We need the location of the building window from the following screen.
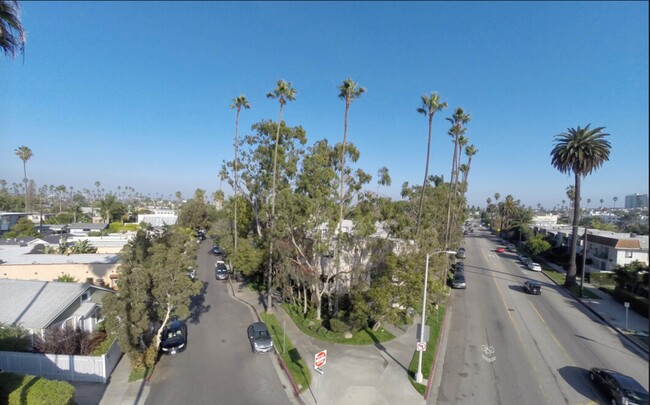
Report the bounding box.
[625,251,633,258]
[81,292,90,302]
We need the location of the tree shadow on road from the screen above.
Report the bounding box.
[368,329,409,374]
[187,281,211,324]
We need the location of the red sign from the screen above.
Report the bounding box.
[314,350,327,367]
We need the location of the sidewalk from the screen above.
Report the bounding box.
[541,260,649,353]
[229,280,426,405]
[97,352,150,405]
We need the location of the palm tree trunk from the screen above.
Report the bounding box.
[566,173,581,288]
[268,106,284,313]
[334,100,351,315]
[234,108,240,254]
[444,131,460,248]
[416,116,433,235]
[22,161,28,211]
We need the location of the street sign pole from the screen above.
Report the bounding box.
[415,254,430,384]
[624,302,630,330]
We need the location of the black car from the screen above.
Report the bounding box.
[212,245,223,255]
[523,280,541,295]
[160,320,187,355]
[451,274,466,289]
[590,368,649,405]
[215,261,229,280]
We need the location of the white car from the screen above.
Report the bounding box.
[528,262,542,272]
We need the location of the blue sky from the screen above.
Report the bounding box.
[1,1,648,209]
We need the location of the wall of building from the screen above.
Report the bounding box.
[0,262,120,287]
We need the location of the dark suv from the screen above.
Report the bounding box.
[590,368,649,405]
[523,280,541,295]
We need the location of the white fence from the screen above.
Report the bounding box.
[0,339,122,383]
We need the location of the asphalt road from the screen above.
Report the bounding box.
[433,226,649,405]
[146,241,290,405]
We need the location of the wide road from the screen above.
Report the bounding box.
[146,241,290,404]
[433,226,649,405]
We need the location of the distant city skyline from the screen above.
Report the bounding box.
[2,2,648,209]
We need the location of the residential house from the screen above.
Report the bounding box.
[68,223,109,235]
[0,279,114,339]
[582,232,648,272]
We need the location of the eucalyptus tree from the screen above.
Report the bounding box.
[551,124,611,287]
[333,78,365,313]
[230,95,250,254]
[0,0,25,58]
[376,166,391,195]
[14,145,32,211]
[416,92,447,235]
[266,80,297,312]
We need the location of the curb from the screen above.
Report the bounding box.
[424,291,452,401]
[226,278,306,404]
[540,270,649,355]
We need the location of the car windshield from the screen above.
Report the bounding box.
[624,389,649,402]
[255,330,270,340]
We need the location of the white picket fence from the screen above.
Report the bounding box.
[0,339,122,383]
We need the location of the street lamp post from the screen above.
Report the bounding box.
[580,226,588,298]
[415,250,456,384]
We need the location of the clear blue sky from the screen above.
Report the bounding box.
[1,1,648,209]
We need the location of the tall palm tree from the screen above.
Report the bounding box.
[0,0,26,59]
[463,144,477,185]
[334,78,365,314]
[14,145,32,211]
[444,108,471,248]
[416,92,447,235]
[613,196,618,209]
[500,195,517,232]
[266,80,296,313]
[599,198,604,210]
[230,95,250,255]
[551,124,611,288]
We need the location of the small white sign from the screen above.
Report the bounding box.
[416,342,427,352]
[624,302,630,308]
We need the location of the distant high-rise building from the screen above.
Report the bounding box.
[624,193,648,209]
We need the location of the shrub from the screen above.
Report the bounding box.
[328,318,348,333]
[1,373,74,405]
[590,273,615,287]
[34,327,92,355]
[0,323,30,352]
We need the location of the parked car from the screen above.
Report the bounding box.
[523,280,542,295]
[507,244,517,252]
[496,247,506,253]
[456,247,466,259]
[215,261,228,280]
[212,245,223,255]
[523,257,533,267]
[589,368,649,405]
[518,253,528,262]
[160,320,187,355]
[527,262,542,272]
[247,322,274,353]
[451,274,466,289]
[187,268,197,280]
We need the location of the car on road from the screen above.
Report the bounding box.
[215,261,228,280]
[589,367,649,405]
[454,263,465,275]
[527,262,542,272]
[506,244,517,252]
[456,247,466,259]
[496,247,506,253]
[212,245,223,255]
[523,280,542,295]
[451,274,466,289]
[247,322,274,353]
[160,320,187,355]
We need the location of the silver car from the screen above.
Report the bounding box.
[215,261,228,280]
[247,322,274,353]
[451,274,466,289]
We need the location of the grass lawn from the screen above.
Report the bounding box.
[407,301,447,396]
[128,366,153,382]
[542,268,600,299]
[281,304,395,345]
[260,312,311,392]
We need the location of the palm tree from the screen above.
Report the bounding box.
[266,79,296,313]
[230,94,251,255]
[613,196,618,209]
[444,108,471,247]
[416,92,447,234]
[0,1,26,59]
[463,144,477,186]
[551,124,611,288]
[14,145,32,211]
[500,195,518,232]
[334,78,365,314]
[599,198,604,210]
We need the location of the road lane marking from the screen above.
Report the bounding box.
[529,301,577,366]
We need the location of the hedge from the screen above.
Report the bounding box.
[612,287,649,317]
[589,273,615,287]
[0,372,74,405]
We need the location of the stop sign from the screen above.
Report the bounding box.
[314,350,327,367]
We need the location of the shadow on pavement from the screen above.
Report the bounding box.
[187,281,211,324]
[368,329,409,374]
[557,366,603,404]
